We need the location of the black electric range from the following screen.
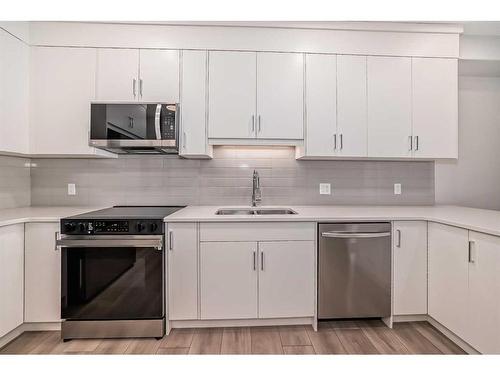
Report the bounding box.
[57,206,185,341]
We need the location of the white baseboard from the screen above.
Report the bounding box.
[426,316,479,355]
[393,314,480,354]
[170,317,314,330]
[0,322,61,350]
[393,314,428,323]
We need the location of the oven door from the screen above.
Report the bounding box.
[58,235,164,321]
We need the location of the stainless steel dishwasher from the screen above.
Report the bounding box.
[318,222,391,319]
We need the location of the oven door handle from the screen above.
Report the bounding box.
[56,238,163,250]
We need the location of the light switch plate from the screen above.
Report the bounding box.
[67,183,76,196]
[394,183,402,195]
[319,183,331,195]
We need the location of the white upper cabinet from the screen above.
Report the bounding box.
[393,221,428,315]
[304,54,337,157]
[139,49,179,102]
[466,231,500,354]
[30,47,109,156]
[337,55,367,157]
[0,224,24,337]
[208,51,257,139]
[412,58,458,159]
[0,29,29,155]
[367,56,412,158]
[179,50,212,158]
[208,51,304,141]
[256,52,304,140]
[96,48,180,103]
[428,222,469,339]
[96,49,139,101]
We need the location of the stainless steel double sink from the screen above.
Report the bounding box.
[215,208,297,215]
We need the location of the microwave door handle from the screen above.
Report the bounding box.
[154,104,162,140]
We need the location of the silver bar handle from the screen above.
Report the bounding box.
[154,104,162,140]
[139,78,143,97]
[54,231,60,251]
[414,136,419,151]
[468,240,475,263]
[396,229,401,248]
[261,251,264,271]
[340,134,343,150]
[251,115,255,133]
[133,78,137,98]
[333,134,337,150]
[169,230,174,251]
[183,131,187,149]
[408,136,413,151]
[56,238,163,250]
[258,115,261,133]
[253,251,256,271]
[321,231,391,239]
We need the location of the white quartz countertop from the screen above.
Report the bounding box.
[164,205,500,237]
[4,204,500,238]
[0,206,105,228]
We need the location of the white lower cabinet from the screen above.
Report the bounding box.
[258,241,315,318]
[167,223,198,320]
[200,242,258,319]
[393,221,427,315]
[0,224,24,337]
[428,223,470,341]
[168,222,316,323]
[466,231,500,354]
[24,222,61,323]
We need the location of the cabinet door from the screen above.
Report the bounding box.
[24,223,60,323]
[139,49,179,102]
[167,223,198,320]
[0,224,24,337]
[367,56,412,157]
[337,55,367,157]
[208,51,256,139]
[96,49,139,101]
[412,58,458,159]
[257,52,304,139]
[179,50,211,158]
[30,47,100,155]
[0,29,29,154]
[200,242,258,319]
[304,54,336,156]
[428,222,469,338]
[393,221,427,315]
[467,231,500,354]
[258,241,315,318]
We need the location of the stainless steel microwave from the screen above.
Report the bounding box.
[89,103,179,154]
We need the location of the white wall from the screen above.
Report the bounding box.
[435,75,500,209]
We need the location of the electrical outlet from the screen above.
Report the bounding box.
[319,183,331,195]
[394,183,402,195]
[67,183,76,196]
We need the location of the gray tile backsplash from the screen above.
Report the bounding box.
[29,147,435,207]
[0,155,31,209]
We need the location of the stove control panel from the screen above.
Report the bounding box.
[61,219,164,235]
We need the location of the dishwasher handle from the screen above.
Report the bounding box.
[321,231,391,239]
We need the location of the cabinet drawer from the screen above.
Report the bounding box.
[200,222,315,242]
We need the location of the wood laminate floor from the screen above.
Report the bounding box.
[0,320,466,355]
